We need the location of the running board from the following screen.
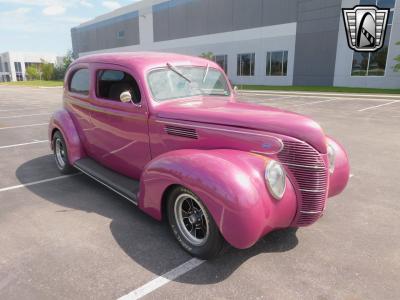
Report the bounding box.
[74,158,139,205]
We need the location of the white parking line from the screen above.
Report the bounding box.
[240,90,400,100]
[240,92,400,102]
[0,108,44,112]
[0,174,79,193]
[270,95,297,101]
[240,93,298,100]
[0,123,48,130]
[291,99,337,107]
[358,101,398,112]
[0,113,50,119]
[0,140,48,149]
[118,258,205,300]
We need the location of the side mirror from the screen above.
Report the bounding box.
[120,91,132,103]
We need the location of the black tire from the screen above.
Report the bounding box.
[52,131,75,174]
[167,186,224,259]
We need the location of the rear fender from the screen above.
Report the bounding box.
[48,109,86,164]
[139,149,297,249]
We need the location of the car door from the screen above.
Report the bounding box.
[86,63,151,179]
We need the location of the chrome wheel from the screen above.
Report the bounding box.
[174,193,210,246]
[55,138,66,168]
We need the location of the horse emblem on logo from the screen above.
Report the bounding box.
[342,5,389,52]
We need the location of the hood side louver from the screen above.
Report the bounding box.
[164,125,198,139]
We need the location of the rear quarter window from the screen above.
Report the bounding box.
[69,69,89,95]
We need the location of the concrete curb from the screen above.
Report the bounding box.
[239,89,400,100]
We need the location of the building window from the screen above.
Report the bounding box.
[360,0,395,6]
[4,62,9,72]
[116,30,125,40]
[213,55,228,74]
[14,62,23,81]
[351,0,395,76]
[266,51,288,76]
[14,62,22,73]
[237,53,255,76]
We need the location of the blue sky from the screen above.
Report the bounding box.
[0,0,140,55]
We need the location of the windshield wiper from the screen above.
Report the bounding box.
[166,63,191,83]
[202,63,210,83]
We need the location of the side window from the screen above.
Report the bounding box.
[69,69,89,95]
[96,69,141,103]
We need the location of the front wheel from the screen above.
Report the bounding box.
[52,131,75,174]
[167,186,223,259]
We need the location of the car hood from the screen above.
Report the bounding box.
[155,97,327,153]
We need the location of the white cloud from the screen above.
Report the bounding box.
[0,0,54,5]
[57,16,89,24]
[79,0,93,7]
[0,7,43,32]
[2,7,32,16]
[0,0,90,8]
[14,7,31,14]
[43,5,66,15]
[102,1,121,10]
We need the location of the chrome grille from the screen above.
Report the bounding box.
[278,140,328,226]
[165,125,198,139]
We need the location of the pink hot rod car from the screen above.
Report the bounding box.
[49,52,349,259]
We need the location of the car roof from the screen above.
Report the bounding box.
[71,52,219,72]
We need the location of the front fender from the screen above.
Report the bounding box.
[48,109,86,164]
[327,136,350,198]
[139,149,297,249]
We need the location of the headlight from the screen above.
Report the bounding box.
[265,160,286,200]
[327,142,336,174]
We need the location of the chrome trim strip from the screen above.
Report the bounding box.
[167,133,198,139]
[74,165,138,206]
[251,150,277,156]
[157,120,284,153]
[165,128,198,135]
[166,132,198,137]
[165,127,196,132]
[281,162,326,170]
[165,131,198,139]
[299,188,326,193]
[300,210,323,214]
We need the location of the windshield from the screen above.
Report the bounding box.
[148,66,230,102]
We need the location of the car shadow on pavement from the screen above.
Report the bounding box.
[16,155,299,285]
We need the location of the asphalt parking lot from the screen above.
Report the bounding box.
[0,86,399,300]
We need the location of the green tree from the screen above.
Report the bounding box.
[63,50,74,70]
[41,60,54,80]
[199,51,214,61]
[394,41,400,72]
[53,50,75,80]
[53,66,65,80]
[25,66,39,80]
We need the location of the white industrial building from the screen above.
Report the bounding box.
[71,0,400,88]
[0,52,63,82]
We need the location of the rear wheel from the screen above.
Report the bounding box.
[53,131,75,174]
[167,186,223,259]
